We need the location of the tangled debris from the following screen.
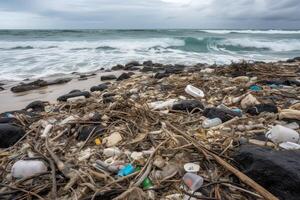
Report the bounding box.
[1,60,300,200]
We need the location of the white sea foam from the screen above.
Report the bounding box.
[221,38,300,51]
[201,29,300,34]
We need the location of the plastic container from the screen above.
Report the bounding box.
[185,85,205,98]
[118,164,135,177]
[279,142,300,150]
[182,173,204,192]
[202,118,222,128]
[266,125,299,144]
[12,160,47,179]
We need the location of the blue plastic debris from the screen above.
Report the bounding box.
[249,85,262,91]
[117,164,135,177]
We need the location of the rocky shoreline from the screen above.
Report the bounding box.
[0,58,300,199]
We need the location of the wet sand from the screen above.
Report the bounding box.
[0,71,124,113]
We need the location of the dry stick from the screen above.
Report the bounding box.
[44,124,79,191]
[222,183,262,199]
[0,183,45,200]
[166,122,279,200]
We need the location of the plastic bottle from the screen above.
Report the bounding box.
[142,177,154,189]
[182,173,204,192]
[95,160,119,173]
[185,85,205,98]
[202,118,222,128]
[12,160,47,179]
[266,125,299,143]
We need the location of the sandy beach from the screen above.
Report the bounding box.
[0,71,124,113]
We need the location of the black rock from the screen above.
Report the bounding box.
[140,66,154,72]
[125,61,140,67]
[286,57,300,63]
[0,124,25,148]
[77,125,105,141]
[160,84,173,92]
[0,86,4,91]
[117,73,131,81]
[57,91,91,101]
[203,107,242,122]
[0,117,18,124]
[154,72,170,79]
[260,79,300,87]
[79,73,96,79]
[47,78,72,85]
[11,80,48,93]
[90,112,101,122]
[111,64,124,71]
[246,104,278,115]
[90,83,108,92]
[172,100,204,113]
[101,75,117,81]
[103,96,114,104]
[25,100,46,112]
[11,78,72,93]
[234,145,300,200]
[69,89,81,94]
[143,60,153,66]
[102,93,116,98]
[165,64,185,74]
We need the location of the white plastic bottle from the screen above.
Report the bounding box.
[12,160,47,179]
[266,125,299,143]
[183,173,204,192]
[202,118,222,128]
[185,85,205,98]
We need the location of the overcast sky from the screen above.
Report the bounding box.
[0,0,299,29]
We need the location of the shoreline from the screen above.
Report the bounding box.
[0,58,299,113]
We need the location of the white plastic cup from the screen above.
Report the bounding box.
[266,125,299,144]
[182,173,203,192]
[185,85,205,98]
[12,160,47,179]
[202,118,222,128]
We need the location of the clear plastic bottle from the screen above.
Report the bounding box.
[183,173,204,192]
[202,118,222,128]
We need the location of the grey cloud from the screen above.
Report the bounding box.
[0,0,300,29]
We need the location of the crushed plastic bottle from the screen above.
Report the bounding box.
[182,173,204,192]
[202,118,222,128]
[185,85,205,98]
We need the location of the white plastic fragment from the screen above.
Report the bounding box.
[202,118,222,128]
[103,147,122,157]
[67,96,86,103]
[185,85,205,98]
[78,148,92,161]
[103,132,123,147]
[148,99,177,110]
[130,152,144,160]
[12,160,47,179]
[279,142,300,150]
[41,124,53,138]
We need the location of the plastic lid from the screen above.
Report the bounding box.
[184,163,200,173]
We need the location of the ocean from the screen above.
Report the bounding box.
[0,29,300,81]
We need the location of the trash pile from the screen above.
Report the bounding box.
[1,60,300,200]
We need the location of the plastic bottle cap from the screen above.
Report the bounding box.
[95,138,101,145]
[184,163,200,173]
